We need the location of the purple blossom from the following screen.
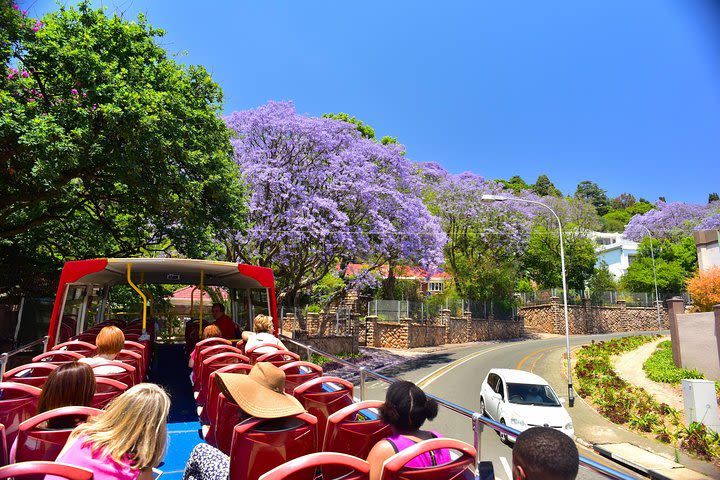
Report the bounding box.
[20,71,29,78]
[33,20,43,32]
[11,4,19,10]
[70,88,78,95]
[624,201,711,240]
[225,101,446,296]
[697,213,720,231]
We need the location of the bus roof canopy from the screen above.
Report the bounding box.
[60,258,275,290]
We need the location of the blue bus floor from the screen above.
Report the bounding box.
[149,344,203,478]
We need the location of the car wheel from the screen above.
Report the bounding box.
[480,397,486,416]
[499,419,509,445]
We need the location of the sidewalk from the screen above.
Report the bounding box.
[542,344,720,479]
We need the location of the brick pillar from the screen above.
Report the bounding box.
[365,315,377,347]
[667,297,685,366]
[463,310,472,343]
[551,296,562,335]
[582,298,593,334]
[714,305,720,376]
[440,309,450,325]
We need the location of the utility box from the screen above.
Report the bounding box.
[682,379,720,433]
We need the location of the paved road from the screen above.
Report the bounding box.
[360,333,643,480]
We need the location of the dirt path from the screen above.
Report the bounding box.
[612,335,685,413]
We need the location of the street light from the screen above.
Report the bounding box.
[638,225,663,333]
[481,194,575,407]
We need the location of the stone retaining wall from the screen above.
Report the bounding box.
[519,297,669,335]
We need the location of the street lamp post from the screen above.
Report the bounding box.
[481,194,574,407]
[639,225,663,333]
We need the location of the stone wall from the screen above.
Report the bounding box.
[283,331,358,356]
[407,324,447,348]
[518,297,669,335]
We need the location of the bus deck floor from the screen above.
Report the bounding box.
[149,343,202,478]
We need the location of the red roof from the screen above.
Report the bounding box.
[343,264,451,281]
[170,285,229,302]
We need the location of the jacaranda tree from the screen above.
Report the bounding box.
[225,101,445,310]
[1,2,245,293]
[624,201,719,242]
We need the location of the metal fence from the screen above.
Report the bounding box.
[367,299,517,322]
[518,289,692,307]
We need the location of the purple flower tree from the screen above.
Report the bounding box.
[624,201,714,241]
[225,102,446,309]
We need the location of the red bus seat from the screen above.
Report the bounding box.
[0,424,7,467]
[71,333,97,344]
[50,341,96,357]
[258,452,370,480]
[208,393,251,454]
[32,351,85,365]
[0,461,93,479]
[200,364,252,425]
[114,350,144,383]
[194,337,232,358]
[91,377,128,409]
[123,333,141,342]
[0,383,41,451]
[293,376,354,445]
[12,406,103,463]
[197,353,250,406]
[323,400,391,461]
[123,341,148,372]
[255,351,300,368]
[279,362,323,394]
[235,340,246,354]
[90,360,137,387]
[194,345,244,393]
[381,438,477,480]
[229,412,318,480]
[246,343,283,364]
[3,363,58,388]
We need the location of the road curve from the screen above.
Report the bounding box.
[362,333,643,480]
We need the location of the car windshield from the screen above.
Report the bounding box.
[506,383,561,406]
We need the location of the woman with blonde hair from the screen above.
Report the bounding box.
[46,383,170,480]
[241,314,285,354]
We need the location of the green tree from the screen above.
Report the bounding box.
[601,210,631,232]
[499,175,530,194]
[531,174,562,197]
[323,112,399,147]
[587,262,617,303]
[612,193,636,210]
[709,193,719,203]
[621,237,697,294]
[626,201,656,216]
[575,181,610,215]
[0,2,245,294]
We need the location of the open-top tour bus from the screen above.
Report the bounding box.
[0,258,637,479]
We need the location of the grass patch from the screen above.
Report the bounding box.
[643,341,704,384]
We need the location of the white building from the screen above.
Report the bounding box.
[694,230,720,271]
[590,232,639,279]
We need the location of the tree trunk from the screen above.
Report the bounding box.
[385,263,396,300]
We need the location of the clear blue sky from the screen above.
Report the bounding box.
[23,0,720,203]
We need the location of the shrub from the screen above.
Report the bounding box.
[686,267,720,312]
[643,341,705,384]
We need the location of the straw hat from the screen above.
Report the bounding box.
[216,362,305,418]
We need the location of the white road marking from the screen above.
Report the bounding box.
[500,456,513,480]
[416,344,514,389]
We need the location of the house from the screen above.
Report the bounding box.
[167,285,228,315]
[343,264,452,295]
[694,229,720,271]
[590,232,639,279]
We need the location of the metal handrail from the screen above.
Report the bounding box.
[281,335,637,480]
[0,336,49,378]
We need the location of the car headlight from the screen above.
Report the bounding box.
[510,416,526,427]
[565,422,573,431]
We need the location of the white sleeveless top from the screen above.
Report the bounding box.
[245,332,281,354]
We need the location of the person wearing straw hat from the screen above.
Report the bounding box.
[182,362,306,480]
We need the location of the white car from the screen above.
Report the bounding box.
[480,368,574,444]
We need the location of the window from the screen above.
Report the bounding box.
[628,254,637,265]
[428,282,444,292]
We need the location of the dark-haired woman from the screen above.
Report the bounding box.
[38,361,97,429]
[367,380,451,480]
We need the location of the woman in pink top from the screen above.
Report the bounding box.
[47,383,170,480]
[367,381,451,480]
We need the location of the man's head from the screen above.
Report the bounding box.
[211,303,225,320]
[512,427,578,480]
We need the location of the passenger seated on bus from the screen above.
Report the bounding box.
[512,427,579,480]
[188,324,223,384]
[211,303,236,339]
[79,325,126,374]
[241,314,285,354]
[367,381,450,480]
[46,383,170,480]
[38,361,97,429]
[182,362,305,480]
[524,385,544,404]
